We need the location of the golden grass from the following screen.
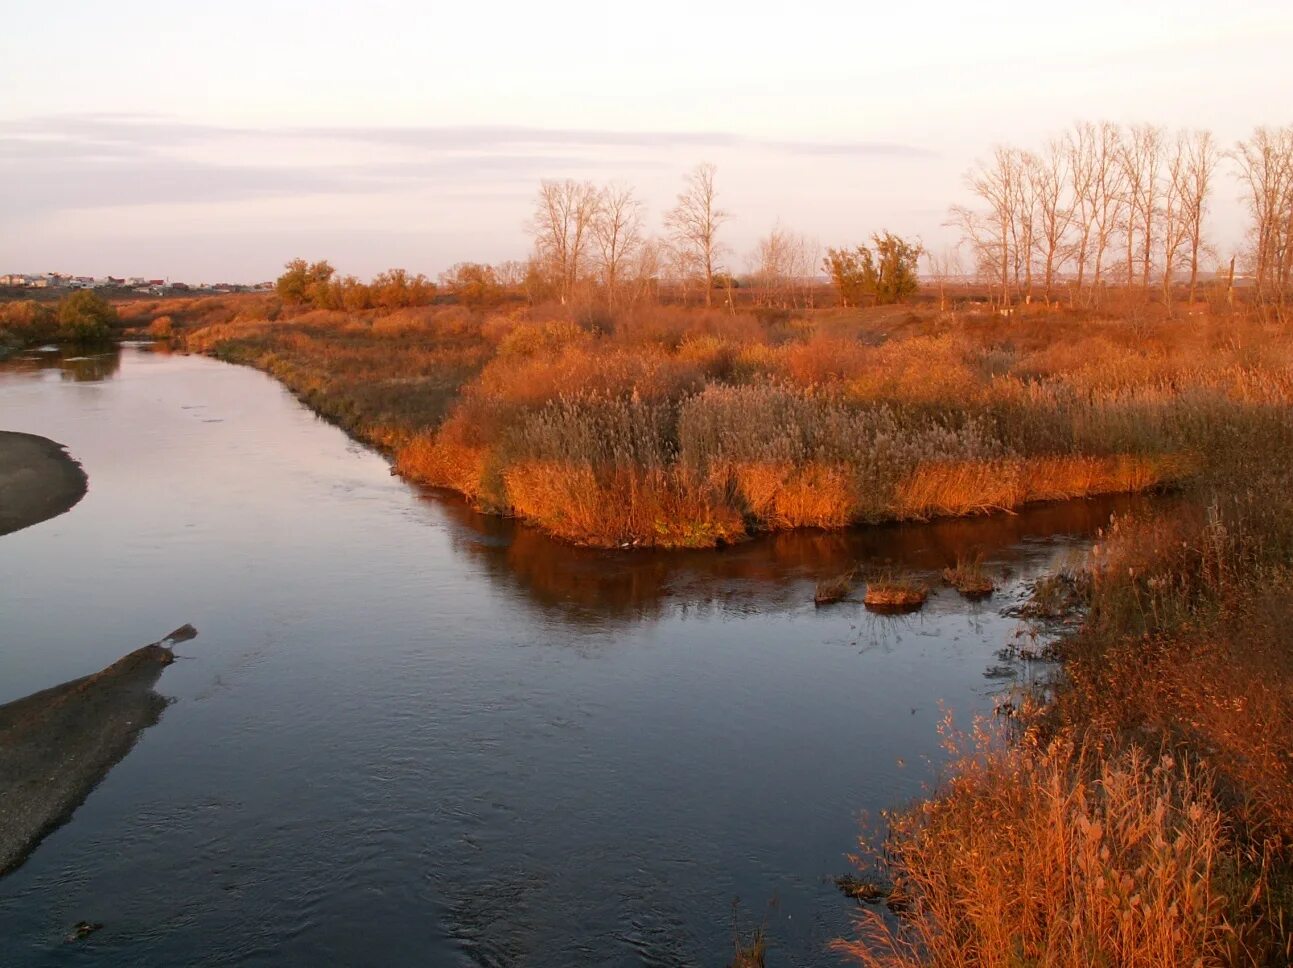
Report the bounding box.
[177,298,1293,548]
[942,553,995,597]
[503,461,746,548]
[729,460,856,529]
[815,571,855,605]
[837,728,1283,967]
[841,423,1293,965]
[863,577,929,612]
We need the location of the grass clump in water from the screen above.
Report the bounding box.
[942,553,995,598]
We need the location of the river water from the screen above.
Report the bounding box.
[0,345,1130,966]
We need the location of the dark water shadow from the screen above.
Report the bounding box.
[427,489,1161,623]
[0,625,196,878]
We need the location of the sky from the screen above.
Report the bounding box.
[2,0,1291,282]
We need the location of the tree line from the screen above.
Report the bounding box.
[275,121,1292,319]
[952,121,1293,318]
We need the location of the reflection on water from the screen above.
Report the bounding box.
[436,487,1145,622]
[6,343,125,382]
[0,345,1136,967]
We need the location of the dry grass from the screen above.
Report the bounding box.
[839,399,1293,966]
[863,576,929,612]
[837,726,1286,967]
[815,570,855,605]
[178,299,1293,548]
[942,554,995,598]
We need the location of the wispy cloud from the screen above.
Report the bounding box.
[0,113,933,221]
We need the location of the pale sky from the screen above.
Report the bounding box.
[2,0,1290,282]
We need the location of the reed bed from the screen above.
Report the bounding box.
[180,301,1293,549]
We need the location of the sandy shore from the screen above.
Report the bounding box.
[0,431,88,536]
[0,625,197,877]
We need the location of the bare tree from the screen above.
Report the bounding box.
[1180,130,1219,305]
[592,183,644,313]
[665,163,729,308]
[954,146,1024,307]
[1031,138,1074,304]
[627,237,664,310]
[751,223,798,308]
[791,233,822,309]
[1088,122,1129,304]
[1066,123,1098,303]
[1160,133,1192,311]
[528,179,602,305]
[1234,126,1293,319]
[926,246,963,312]
[1121,124,1165,293]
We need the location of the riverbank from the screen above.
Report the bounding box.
[0,626,195,877]
[0,431,88,536]
[164,301,1250,549]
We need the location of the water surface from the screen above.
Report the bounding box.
[0,345,1127,966]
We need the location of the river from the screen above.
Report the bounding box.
[0,344,1130,966]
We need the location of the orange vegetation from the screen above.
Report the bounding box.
[840,401,1293,965]
[164,294,1293,548]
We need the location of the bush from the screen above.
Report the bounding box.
[0,300,58,349]
[57,290,117,343]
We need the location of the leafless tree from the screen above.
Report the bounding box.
[665,163,729,308]
[592,183,644,313]
[1030,139,1074,304]
[926,246,964,312]
[752,224,819,308]
[1010,150,1039,301]
[1180,130,1219,304]
[1233,126,1293,318]
[1087,122,1129,303]
[1159,133,1192,311]
[1121,124,1165,292]
[528,179,601,305]
[954,146,1024,307]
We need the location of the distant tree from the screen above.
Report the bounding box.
[593,183,644,313]
[824,232,922,307]
[440,262,503,308]
[276,258,335,307]
[872,231,924,303]
[339,275,373,312]
[528,180,601,305]
[372,268,435,310]
[1235,125,1293,319]
[665,163,728,308]
[822,246,874,308]
[57,290,118,343]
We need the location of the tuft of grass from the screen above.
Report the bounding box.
[729,928,766,968]
[815,570,855,605]
[942,553,995,598]
[835,726,1287,967]
[863,575,929,612]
